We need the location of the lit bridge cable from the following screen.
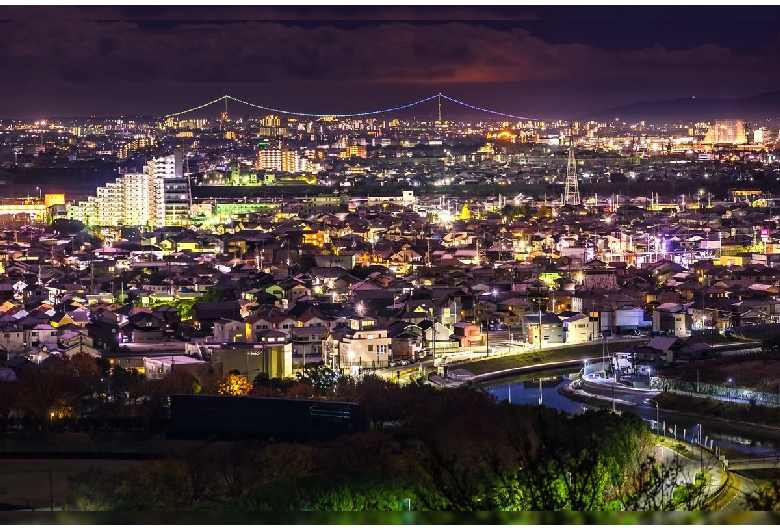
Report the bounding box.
[162,92,539,120]
[439,94,535,121]
[225,94,440,118]
[163,95,234,119]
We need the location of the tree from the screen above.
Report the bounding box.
[49,218,85,235]
[747,477,780,510]
[139,369,201,431]
[610,173,628,183]
[298,362,338,395]
[115,459,191,510]
[66,466,123,511]
[0,381,17,430]
[355,374,405,431]
[17,357,83,426]
[460,203,471,220]
[298,254,318,274]
[402,387,535,510]
[761,334,780,353]
[152,299,195,320]
[200,287,222,303]
[215,374,252,396]
[286,380,317,399]
[107,366,144,404]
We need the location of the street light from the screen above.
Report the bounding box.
[538,306,542,351]
[697,423,703,474]
[649,399,659,433]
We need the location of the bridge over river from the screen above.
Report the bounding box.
[727,452,780,471]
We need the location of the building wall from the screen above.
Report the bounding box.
[169,395,367,441]
[526,322,565,346]
[66,152,187,228]
[213,345,293,380]
[564,319,598,343]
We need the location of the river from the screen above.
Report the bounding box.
[479,369,780,458]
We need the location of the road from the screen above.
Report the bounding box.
[377,336,647,379]
[651,444,696,510]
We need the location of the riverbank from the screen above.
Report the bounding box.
[457,354,780,459]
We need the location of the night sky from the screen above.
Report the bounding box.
[2,5,780,120]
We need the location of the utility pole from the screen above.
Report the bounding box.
[485,315,490,357]
[538,307,543,351]
[432,308,437,362]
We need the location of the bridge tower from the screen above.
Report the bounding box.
[219,97,229,131]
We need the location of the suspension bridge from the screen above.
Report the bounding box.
[162,93,540,121]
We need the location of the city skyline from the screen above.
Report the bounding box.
[2,5,780,120]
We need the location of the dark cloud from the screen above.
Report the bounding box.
[0,6,778,118]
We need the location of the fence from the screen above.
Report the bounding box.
[0,438,200,459]
[651,376,780,406]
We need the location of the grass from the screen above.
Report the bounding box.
[655,392,780,427]
[656,351,780,394]
[658,437,696,460]
[665,471,709,510]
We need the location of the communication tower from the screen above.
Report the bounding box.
[563,126,580,206]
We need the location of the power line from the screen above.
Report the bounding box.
[163,93,539,121]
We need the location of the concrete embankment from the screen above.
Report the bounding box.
[469,359,584,384]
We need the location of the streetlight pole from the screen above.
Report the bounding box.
[649,399,659,433]
[698,423,703,474]
[483,305,489,358]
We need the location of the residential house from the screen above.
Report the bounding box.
[332,315,391,372]
[27,323,58,351]
[386,321,423,363]
[193,301,242,332]
[213,318,247,344]
[652,303,693,337]
[644,336,688,366]
[563,313,599,343]
[524,312,565,347]
[290,325,327,358]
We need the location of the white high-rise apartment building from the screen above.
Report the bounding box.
[257,147,283,171]
[67,150,188,228]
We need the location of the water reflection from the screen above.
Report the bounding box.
[483,371,584,415]
[481,369,780,456]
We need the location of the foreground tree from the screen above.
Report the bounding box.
[215,374,252,396]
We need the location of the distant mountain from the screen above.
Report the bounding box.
[587,91,780,124]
